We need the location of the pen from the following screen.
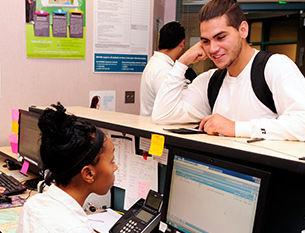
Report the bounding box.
[247,138,265,143]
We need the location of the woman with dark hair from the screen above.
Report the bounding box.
[17,102,118,233]
[90,96,101,109]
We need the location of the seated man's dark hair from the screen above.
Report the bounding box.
[158,21,185,50]
[199,0,245,30]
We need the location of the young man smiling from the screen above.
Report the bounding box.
[152,0,305,141]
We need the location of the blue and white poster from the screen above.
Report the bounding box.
[93,0,150,73]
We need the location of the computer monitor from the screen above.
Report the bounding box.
[162,148,270,233]
[18,109,44,177]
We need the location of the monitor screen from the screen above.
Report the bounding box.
[162,148,270,233]
[18,110,44,176]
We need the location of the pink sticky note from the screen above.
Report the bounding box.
[138,181,150,199]
[9,133,18,154]
[9,133,18,143]
[20,161,30,175]
[10,142,18,154]
[11,109,19,122]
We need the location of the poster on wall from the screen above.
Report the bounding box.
[25,0,86,59]
[93,0,150,73]
[89,90,116,111]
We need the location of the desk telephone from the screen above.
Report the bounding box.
[109,190,163,233]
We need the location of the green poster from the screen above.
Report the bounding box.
[26,0,86,59]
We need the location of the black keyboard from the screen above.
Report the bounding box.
[0,172,27,196]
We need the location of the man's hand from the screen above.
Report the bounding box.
[199,113,236,137]
[178,41,207,66]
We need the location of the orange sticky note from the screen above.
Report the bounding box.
[148,134,165,157]
[12,121,19,134]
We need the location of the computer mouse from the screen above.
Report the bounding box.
[0,195,12,204]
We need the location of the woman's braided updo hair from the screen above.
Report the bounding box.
[38,102,105,185]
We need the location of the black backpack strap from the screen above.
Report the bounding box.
[208,69,227,111]
[251,51,277,114]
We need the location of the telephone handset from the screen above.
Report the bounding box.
[109,190,163,233]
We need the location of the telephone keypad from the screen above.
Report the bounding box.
[120,220,141,233]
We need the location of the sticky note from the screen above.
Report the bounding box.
[20,161,30,175]
[10,143,18,154]
[148,134,165,157]
[138,181,150,199]
[12,121,19,134]
[9,133,18,143]
[11,109,19,122]
[9,133,18,154]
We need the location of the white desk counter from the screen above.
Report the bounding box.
[20,106,305,232]
[29,106,305,174]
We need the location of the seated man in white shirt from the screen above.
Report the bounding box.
[152,0,305,141]
[140,21,186,116]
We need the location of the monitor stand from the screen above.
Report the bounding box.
[24,177,43,190]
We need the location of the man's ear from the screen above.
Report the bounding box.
[180,39,186,49]
[239,20,249,39]
[81,165,96,184]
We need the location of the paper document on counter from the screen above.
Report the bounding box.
[88,208,122,233]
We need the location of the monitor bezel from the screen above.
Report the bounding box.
[161,147,271,233]
[18,109,44,176]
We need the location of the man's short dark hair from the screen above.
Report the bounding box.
[199,0,246,30]
[158,21,185,50]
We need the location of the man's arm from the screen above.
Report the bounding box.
[152,41,218,124]
[239,54,305,141]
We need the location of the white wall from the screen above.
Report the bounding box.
[164,0,177,23]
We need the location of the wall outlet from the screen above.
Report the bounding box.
[125,91,135,103]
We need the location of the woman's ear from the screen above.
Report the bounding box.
[81,165,96,184]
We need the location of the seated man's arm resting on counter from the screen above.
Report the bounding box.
[152,58,215,124]
[152,41,305,141]
[152,41,210,123]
